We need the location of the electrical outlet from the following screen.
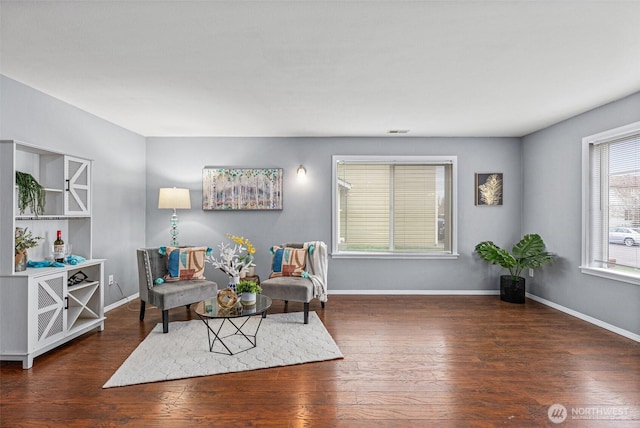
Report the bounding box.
[108,275,114,285]
[529,268,534,278]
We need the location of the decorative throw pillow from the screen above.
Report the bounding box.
[164,246,207,281]
[269,246,307,278]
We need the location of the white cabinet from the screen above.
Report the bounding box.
[0,261,105,369]
[0,140,104,369]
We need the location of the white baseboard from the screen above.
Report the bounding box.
[105,292,139,313]
[526,293,640,343]
[328,289,500,295]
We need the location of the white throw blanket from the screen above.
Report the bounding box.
[304,241,328,302]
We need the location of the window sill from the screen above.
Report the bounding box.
[580,266,640,286]
[332,252,460,260]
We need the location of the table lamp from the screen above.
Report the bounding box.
[158,187,191,246]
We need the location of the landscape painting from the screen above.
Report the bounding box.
[203,167,283,210]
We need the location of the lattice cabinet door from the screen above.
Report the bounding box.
[32,272,67,349]
[64,155,91,216]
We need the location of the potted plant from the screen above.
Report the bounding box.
[16,171,46,216]
[475,233,554,304]
[236,280,262,305]
[15,227,43,272]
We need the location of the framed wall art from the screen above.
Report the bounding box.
[475,173,503,206]
[203,167,283,210]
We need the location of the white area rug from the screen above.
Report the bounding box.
[103,312,342,388]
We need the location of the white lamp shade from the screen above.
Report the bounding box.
[158,188,191,209]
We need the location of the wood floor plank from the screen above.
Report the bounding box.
[1,295,638,427]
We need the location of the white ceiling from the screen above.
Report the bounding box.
[1,1,639,138]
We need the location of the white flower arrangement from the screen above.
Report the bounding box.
[206,241,253,278]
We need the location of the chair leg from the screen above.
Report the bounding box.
[321,301,325,309]
[139,301,146,321]
[162,310,169,333]
[304,302,309,324]
[186,304,191,310]
[284,300,288,313]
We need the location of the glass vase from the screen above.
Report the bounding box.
[15,250,28,272]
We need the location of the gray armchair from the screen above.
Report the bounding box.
[260,242,328,324]
[136,248,217,333]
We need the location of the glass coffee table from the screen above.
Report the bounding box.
[194,294,272,355]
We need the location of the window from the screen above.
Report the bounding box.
[582,121,640,285]
[332,155,457,258]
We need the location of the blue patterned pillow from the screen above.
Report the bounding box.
[269,246,306,278]
[164,246,208,281]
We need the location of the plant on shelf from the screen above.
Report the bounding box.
[16,171,46,216]
[236,280,262,295]
[15,227,43,271]
[475,233,554,304]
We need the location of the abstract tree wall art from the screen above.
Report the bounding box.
[203,167,283,210]
[475,173,503,206]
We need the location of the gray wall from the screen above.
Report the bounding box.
[146,136,522,292]
[4,73,637,336]
[0,76,146,307]
[522,92,640,335]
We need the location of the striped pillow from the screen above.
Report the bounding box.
[269,246,307,278]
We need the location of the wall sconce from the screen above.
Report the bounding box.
[158,187,191,246]
[297,165,307,178]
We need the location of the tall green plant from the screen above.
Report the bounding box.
[475,234,554,279]
[16,171,45,216]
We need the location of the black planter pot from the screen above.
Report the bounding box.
[500,275,525,304]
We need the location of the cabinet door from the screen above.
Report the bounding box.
[64,156,91,216]
[32,272,67,349]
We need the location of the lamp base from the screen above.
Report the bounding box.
[169,210,179,246]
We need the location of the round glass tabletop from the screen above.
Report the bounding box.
[195,293,272,319]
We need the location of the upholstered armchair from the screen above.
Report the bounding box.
[260,241,328,324]
[136,247,218,333]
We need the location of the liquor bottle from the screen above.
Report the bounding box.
[54,230,65,263]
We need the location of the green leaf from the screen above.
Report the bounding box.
[475,234,555,279]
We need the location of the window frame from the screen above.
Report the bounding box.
[331,155,458,259]
[581,121,640,286]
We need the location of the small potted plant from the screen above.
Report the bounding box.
[15,227,43,272]
[236,280,262,306]
[475,233,554,304]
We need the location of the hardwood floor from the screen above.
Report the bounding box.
[1,295,639,427]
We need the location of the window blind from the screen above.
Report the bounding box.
[590,132,640,267]
[336,161,450,253]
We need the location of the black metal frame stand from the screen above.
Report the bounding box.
[197,311,267,355]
